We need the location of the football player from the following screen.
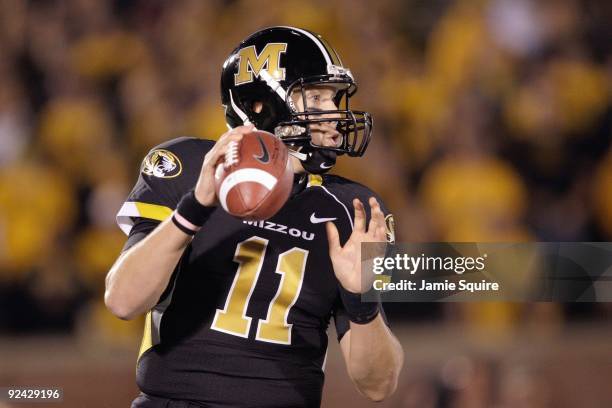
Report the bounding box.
[105,26,403,407]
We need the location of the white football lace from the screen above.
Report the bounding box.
[225,141,239,167]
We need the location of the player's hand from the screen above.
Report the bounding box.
[326,197,386,293]
[194,124,255,206]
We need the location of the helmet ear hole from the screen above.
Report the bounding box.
[252,101,264,114]
[252,97,287,132]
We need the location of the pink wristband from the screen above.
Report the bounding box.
[171,211,202,235]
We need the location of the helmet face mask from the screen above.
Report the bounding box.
[221,26,373,161]
[278,75,372,157]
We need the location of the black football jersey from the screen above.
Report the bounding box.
[116,136,394,408]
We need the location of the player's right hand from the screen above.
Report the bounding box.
[194,124,255,206]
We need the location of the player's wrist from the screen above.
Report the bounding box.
[172,190,215,235]
[194,187,215,207]
[338,286,380,325]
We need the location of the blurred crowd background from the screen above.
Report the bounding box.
[0,0,611,407]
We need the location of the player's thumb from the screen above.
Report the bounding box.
[326,222,341,253]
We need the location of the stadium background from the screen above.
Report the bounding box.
[0,0,611,406]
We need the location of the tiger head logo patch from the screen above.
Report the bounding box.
[141,149,182,178]
[385,214,396,244]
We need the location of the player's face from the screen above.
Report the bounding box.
[290,86,342,149]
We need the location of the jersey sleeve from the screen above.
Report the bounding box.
[320,175,396,245]
[346,183,395,245]
[322,175,396,341]
[116,136,213,235]
[121,218,160,252]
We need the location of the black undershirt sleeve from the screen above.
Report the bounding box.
[121,218,161,252]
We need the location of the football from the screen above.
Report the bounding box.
[214,130,294,220]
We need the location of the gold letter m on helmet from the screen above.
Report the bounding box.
[234,43,287,86]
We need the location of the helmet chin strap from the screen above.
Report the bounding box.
[288,149,308,161]
[229,90,252,126]
[300,146,337,174]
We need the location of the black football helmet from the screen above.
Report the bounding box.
[220,26,373,165]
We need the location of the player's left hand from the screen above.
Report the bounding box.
[326,197,386,294]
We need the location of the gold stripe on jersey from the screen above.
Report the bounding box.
[307,174,323,187]
[138,311,153,363]
[134,202,173,221]
[117,201,174,235]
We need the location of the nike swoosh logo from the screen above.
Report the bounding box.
[320,162,333,169]
[310,213,337,224]
[254,134,270,164]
